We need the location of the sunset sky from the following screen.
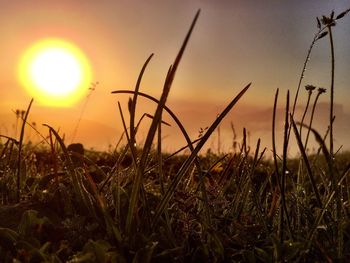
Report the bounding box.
[0,0,349,154]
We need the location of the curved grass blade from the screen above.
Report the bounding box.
[297,121,331,168]
[0,135,19,145]
[112,90,194,152]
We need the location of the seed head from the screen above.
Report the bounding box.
[318,87,326,94]
[305,84,316,91]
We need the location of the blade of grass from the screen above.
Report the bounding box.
[0,135,19,145]
[298,122,332,172]
[279,91,294,241]
[326,22,344,259]
[48,130,59,187]
[118,102,138,167]
[125,10,200,234]
[125,65,172,234]
[151,82,251,228]
[17,98,33,203]
[130,54,154,154]
[291,116,322,208]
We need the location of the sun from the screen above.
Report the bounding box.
[18,38,92,107]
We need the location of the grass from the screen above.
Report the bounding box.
[0,8,350,263]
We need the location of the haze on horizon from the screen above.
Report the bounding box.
[0,0,349,155]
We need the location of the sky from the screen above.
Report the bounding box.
[0,0,349,155]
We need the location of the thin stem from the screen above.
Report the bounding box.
[304,92,322,149]
[328,23,344,261]
[328,25,335,160]
[291,27,326,120]
[299,90,313,138]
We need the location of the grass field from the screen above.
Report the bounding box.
[0,9,350,263]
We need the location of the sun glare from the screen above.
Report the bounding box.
[19,38,92,107]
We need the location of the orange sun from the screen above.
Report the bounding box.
[18,38,92,107]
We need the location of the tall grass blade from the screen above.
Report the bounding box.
[124,10,201,234]
[291,117,322,207]
[279,91,293,241]
[152,82,251,228]
[272,88,281,196]
[130,54,154,154]
[125,65,172,234]
[166,9,200,89]
[17,98,33,203]
[325,23,344,259]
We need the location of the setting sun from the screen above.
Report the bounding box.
[18,38,92,107]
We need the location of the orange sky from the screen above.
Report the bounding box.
[0,0,349,154]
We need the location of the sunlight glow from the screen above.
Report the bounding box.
[19,38,92,107]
